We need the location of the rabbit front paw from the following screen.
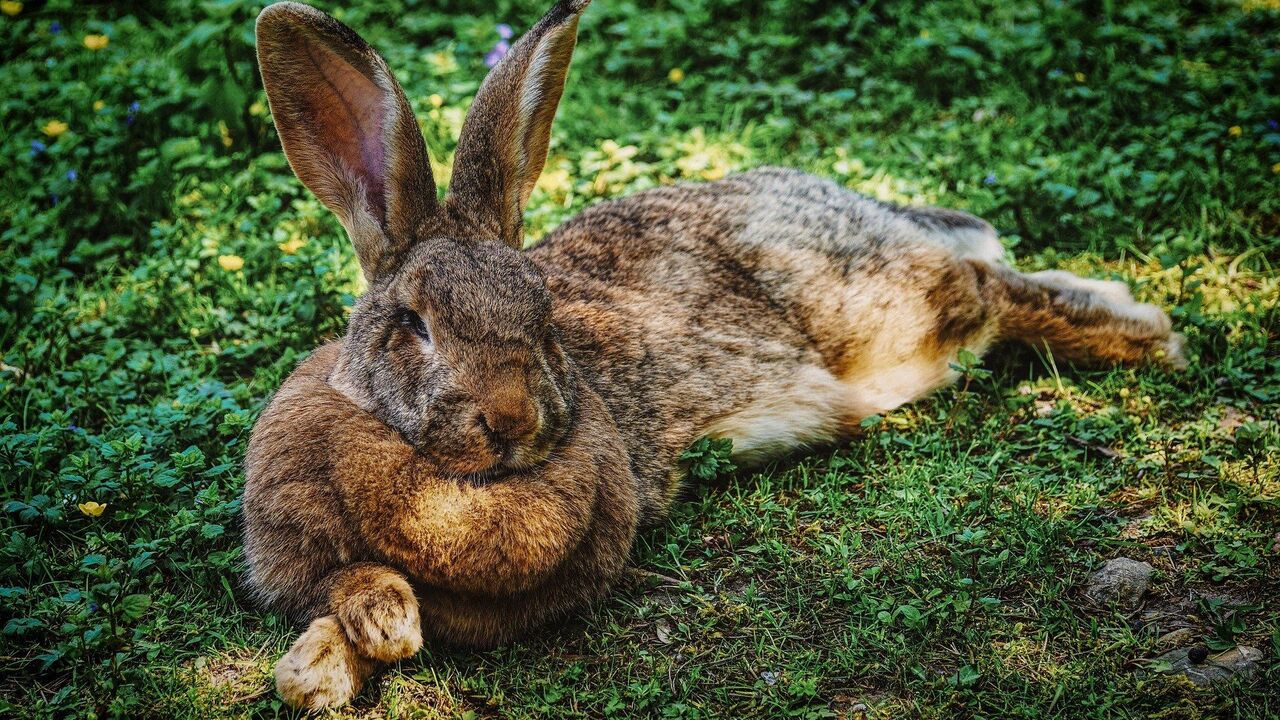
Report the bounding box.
[335,569,423,662]
[275,616,371,710]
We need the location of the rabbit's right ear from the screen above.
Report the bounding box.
[256,2,436,280]
[446,0,591,250]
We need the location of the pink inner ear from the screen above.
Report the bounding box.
[297,38,387,223]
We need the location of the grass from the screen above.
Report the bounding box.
[1,0,1278,717]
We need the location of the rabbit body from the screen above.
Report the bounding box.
[244,1,1183,709]
[248,167,1182,709]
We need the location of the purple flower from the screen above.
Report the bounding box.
[89,602,99,613]
[484,39,510,68]
[50,21,62,34]
[129,101,141,112]
[66,169,77,181]
[1269,118,1279,130]
[30,140,47,156]
[983,173,997,185]
[496,23,514,40]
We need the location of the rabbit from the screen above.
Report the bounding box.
[244,0,1186,710]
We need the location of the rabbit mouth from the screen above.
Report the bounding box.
[482,418,560,472]
[433,429,560,483]
[404,407,567,480]
[452,393,577,481]
[498,433,558,471]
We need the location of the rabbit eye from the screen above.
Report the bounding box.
[395,308,431,343]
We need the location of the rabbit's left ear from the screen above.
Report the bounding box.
[256,2,437,280]
[447,0,592,249]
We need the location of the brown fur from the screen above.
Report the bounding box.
[246,2,1185,709]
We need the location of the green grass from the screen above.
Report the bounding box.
[2,0,1278,717]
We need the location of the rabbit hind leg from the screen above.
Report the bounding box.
[994,267,1185,369]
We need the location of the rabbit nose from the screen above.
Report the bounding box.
[477,398,537,443]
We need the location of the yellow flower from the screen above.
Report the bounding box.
[1074,71,1086,83]
[78,501,107,518]
[1,1,23,17]
[83,34,109,50]
[667,67,685,83]
[1272,161,1280,174]
[1228,125,1242,137]
[93,100,106,112]
[42,120,68,137]
[218,254,244,272]
[249,99,267,117]
[429,93,444,108]
[919,29,930,39]
[278,237,305,255]
[218,120,233,148]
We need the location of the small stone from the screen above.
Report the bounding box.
[1147,646,1263,686]
[655,620,672,644]
[1085,557,1154,608]
[1157,628,1195,649]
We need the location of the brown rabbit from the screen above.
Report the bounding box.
[245,0,1186,709]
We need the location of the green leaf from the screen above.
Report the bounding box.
[898,604,923,625]
[80,554,107,570]
[119,594,152,622]
[680,437,737,481]
[947,665,980,687]
[4,617,42,636]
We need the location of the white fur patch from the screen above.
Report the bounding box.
[947,226,1006,265]
[705,349,981,467]
[844,354,959,418]
[519,38,555,124]
[704,365,847,465]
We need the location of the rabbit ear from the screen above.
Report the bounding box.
[447,0,591,249]
[256,2,436,280]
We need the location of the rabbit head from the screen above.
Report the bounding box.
[256,0,590,476]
